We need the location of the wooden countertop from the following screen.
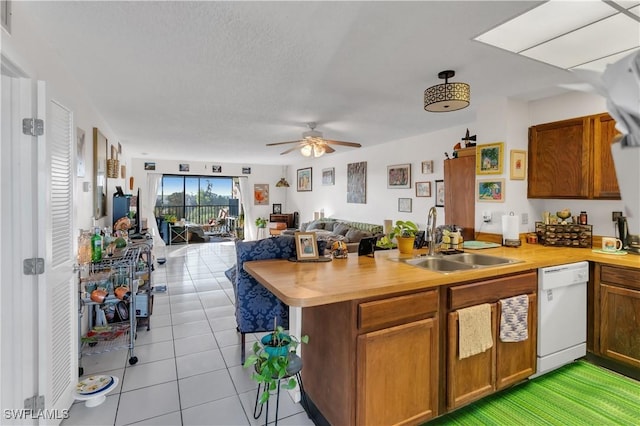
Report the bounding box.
[243,244,640,308]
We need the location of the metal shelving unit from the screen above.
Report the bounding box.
[78,246,140,376]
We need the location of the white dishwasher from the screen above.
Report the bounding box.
[534,261,589,377]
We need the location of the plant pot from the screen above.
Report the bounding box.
[261,333,291,358]
[396,236,416,254]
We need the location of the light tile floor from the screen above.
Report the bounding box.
[64,242,314,426]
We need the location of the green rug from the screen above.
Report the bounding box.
[428,361,640,425]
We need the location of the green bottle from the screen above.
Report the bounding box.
[91,227,103,262]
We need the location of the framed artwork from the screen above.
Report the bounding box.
[510,150,527,180]
[254,184,269,205]
[415,181,431,197]
[92,127,107,219]
[118,142,122,155]
[179,163,190,172]
[295,231,319,260]
[398,198,412,213]
[297,167,312,192]
[476,142,504,175]
[477,179,506,202]
[322,167,335,185]
[76,127,86,177]
[421,160,434,174]
[435,179,445,207]
[347,161,367,203]
[242,167,251,174]
[144,162,156,170]
[387,163,411,188]
[273,203,282,214]
[212,165,222,173]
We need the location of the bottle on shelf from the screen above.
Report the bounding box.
[91,227,103,262]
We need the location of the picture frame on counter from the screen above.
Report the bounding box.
[295,231,319,260]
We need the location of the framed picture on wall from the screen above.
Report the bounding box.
[415,181,431,197]
[510,150,527,180]
[435,180,445,207]
[477,179,506,202]
[347,162,367,203]
[421,160,434,174]
[476,142,504,175]
[322,167,335,185]
[254,184,269,205]
[273,203,282,214]
[398,198,412,212]
[387,163,411,188]
[297,167,312,191]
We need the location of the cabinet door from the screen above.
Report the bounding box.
[447,304,497,410]
[600,284,640,368]
[357,317,438,425]
[528,117,591,198]
[592,113,621,199]
[496,293,537,390]
[444,154,475,242]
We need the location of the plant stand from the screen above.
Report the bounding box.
[253,354,310,426]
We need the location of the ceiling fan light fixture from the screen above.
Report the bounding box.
[313,144,326,157]
[424,70,470,112]
[300,144,312,157]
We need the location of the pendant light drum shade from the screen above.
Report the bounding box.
[424,70,470,112]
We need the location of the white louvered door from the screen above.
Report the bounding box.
[38,91,77,422]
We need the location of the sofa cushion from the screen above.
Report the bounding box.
[344,228,372,243]
[307,220,326,230]
[323,221,336,231]
[333,222,352,236]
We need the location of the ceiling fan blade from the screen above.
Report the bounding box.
[323,140,362,147]
[280,143,307,155]
[266,140,303,146]
[324,145,336,153]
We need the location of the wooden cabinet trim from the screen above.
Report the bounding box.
[448,271,537,310]
[358,290,438,333]
[600,265,640,290]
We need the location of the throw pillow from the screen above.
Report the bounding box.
[344,228,372,243]
[333,222,352,236]
[299,222,310,231]
[307,220,326,230]
[323,221,336,232]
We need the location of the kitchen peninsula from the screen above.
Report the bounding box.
[244,245,640,425]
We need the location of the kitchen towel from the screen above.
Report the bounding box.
[499,294,529,342]
[458,303,493,359]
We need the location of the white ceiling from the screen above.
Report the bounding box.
[16,1,596,165]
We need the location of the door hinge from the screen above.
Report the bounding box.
[24,395,45,411]
[23,258,45,275]
[22,118,44,136]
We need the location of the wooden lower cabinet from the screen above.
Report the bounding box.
[598,265,640,368]
[446,272,537,410]
[302,290,439,425]
[357,318,438,425]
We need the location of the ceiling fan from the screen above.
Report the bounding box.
[266,122,362,157]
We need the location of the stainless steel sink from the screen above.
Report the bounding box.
[444,252,522,266]
[404,257,475,272]
[398,252,522,273]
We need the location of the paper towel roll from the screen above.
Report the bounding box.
[502,214,520,243]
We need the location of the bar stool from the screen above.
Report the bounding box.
[253,354,309,426]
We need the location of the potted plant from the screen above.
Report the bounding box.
[244,322,309,405]
[389,220,419,254]
[255,217,267,228]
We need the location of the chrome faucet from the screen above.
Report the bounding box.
[426,206,437,256]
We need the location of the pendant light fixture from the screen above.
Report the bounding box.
[275,165,290,187]
[424,70,470,112]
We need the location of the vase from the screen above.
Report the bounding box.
[396,236,416,254]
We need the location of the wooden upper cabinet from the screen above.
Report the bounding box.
[528,113,620,199]
[528,116,591,198]
[592,113,621,199]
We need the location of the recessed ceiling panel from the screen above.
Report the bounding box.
[474,1,616,53]
[571,47,640,71]
[520,11,640,69]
